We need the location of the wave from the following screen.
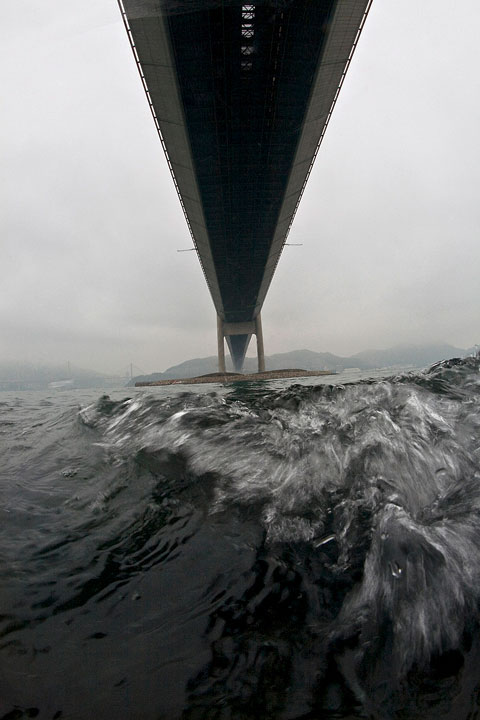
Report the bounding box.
[1,357,480,719]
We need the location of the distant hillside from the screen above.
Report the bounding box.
[258,349,370,372]
[138,349,366,381]
[352,343,467,370]
[129,351,343,384]
[129,342,472,386]
[0,361,121,390]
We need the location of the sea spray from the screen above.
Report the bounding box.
[1,357,479,718]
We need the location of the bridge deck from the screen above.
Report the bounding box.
[120,0,371,368]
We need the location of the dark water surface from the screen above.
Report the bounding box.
[1,358,480,719]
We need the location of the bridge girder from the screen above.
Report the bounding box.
[119,0,372,371]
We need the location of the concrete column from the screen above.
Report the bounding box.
[255,313,265,372]
[217,315,226,373]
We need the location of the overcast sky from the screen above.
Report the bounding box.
[1,0,479,374]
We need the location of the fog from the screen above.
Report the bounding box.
[1,0,479,374]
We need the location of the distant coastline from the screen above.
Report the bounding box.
[0,342,476,391]
[130,342,476,387]
[136,369,334,387]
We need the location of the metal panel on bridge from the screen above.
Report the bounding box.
[119,0,371,370]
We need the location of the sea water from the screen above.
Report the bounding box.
[1,357,479,719]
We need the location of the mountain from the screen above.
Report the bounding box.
[255,349,370,371]
[0,362,122,391]
[129,350,342,384]
[141,349,364,380]
[352,342,467,370]
[163,356,223,378]
[128,342,472,385]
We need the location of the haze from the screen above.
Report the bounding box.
[1,0,479,374]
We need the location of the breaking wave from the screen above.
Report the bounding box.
[1,357,480,719]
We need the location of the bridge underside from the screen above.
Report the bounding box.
[120,0,371,369]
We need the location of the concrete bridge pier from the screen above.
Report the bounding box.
[217,313,265,374]
[255,314,265,373]
[217,315,226,373]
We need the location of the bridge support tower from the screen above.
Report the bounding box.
[217,313,265,374]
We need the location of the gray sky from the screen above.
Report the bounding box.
[1,0,479,374]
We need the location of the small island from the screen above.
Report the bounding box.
[135,369,334,387]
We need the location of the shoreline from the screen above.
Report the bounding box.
[135,369,334,387]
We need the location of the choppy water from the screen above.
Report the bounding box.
[1,358,480,719]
